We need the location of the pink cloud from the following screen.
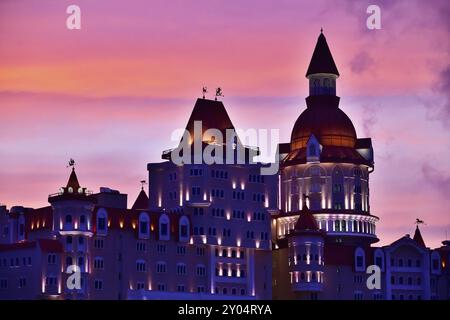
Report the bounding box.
[0,0,449,248]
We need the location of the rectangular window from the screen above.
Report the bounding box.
[94,279,103,290]
[157,263,167,273]
[196,265,206,276]
[157,244,166,253]
[137,282,145,290]
[94,258,104,270]
[136,261,146,272]
[197,286,205,293]
[176,246,186,255]
[157,284,166,291]
[94,238,104,249]
[47,254,56,265]
[136,242,146,252]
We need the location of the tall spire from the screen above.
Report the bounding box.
[306,32,339,77]
[413,225,426,248]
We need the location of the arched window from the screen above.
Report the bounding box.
[159,214,170,241]
[179,216,190,242]
[65,215,72,224]
[66,236,73,245]
[96,208,108,235]
[66,256,73,267]
[374,249,385,271]
[77,256,84,268]
[354,247,365,271]
[431,251,441,274]
[138,212,150,239]
[80,215,86,225]
[332,166,344,210]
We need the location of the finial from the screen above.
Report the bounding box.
[140,180,147,190]
[320,27,323,33]
[415,218,425,226]
[202,86,208,99]
[67,158,75,169]
[215,87,224,101]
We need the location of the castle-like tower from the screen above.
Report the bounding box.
[275,31,377,246]
[272,31,380,299]
[48,169,95,299]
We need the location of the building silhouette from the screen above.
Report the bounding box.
[0,32,449,300]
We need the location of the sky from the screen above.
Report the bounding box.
[0,0,449,248]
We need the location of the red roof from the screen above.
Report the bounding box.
[324,244,376,267]
[37,239,63,252]
[184,98,236,142]
[131,189,149,210]
[294,208,319,232]
[93,207,192,240]
[0,239,62,253]
[0,241,36,252]
[282,145,371,167]
[66,168,81,190]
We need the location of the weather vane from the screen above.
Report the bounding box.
[202,86,208,99]
[415,218,425,226]
[140,180,147,190]
[67,158,75,168]
[215,87,224,101]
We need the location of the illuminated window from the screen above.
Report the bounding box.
[139,212,150,239]
[96,209,108,235]
[136,260,146,272]
[159,214,170,240]
[179,216,190,241]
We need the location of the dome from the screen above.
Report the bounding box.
[290,96,357,150]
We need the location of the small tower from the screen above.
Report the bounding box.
[287,197,325,299]
[306,30,339,96]
[48,167,94,299]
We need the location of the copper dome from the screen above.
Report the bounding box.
[291,96,357,149]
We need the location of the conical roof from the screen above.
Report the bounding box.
[131,189,149,210]
[413,226,426,248]
[306,32,340,77]
[66,168,80,190]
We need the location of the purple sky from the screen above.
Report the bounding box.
[0,0,449,247]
